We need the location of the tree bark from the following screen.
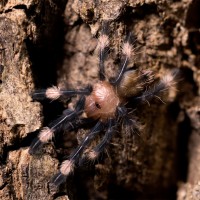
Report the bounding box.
[0,0,199,199]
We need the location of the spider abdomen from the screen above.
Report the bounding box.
[85,81,120,121]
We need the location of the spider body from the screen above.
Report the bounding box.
[29,23,177,186]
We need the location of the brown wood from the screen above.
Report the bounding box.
[0,0,199,199]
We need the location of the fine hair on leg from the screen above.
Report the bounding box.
[32,85,92,101]
[97,21,110,81]
[29,96,86,154]
[51,121,104,186]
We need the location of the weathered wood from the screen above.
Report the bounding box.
[0,0,199,199]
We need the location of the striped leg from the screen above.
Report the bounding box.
[110,33,134,85]
[86,118,116,161]
[29,96,86,154]
[135,70,178,105]
[51,121,104,186]
[32,85,92,101]
[97,22,109,80]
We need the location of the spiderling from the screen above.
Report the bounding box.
[29,22,178,186]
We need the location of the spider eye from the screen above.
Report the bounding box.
[95,102,101,109]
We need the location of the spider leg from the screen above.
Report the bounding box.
[85,118,116,161]
[134,71,178,104]
[117,106,139,136]
[32,85,92,100]
[51,121,104,186]
[110,33,134,85]
[97,22,109,80]
[82,107,139,162]
[117,69,154,98]
[29,96,86,154]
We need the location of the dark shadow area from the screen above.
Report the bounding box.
[123,3,158,22]
[25,1,67,125]
[0,129,39,165]
[188,31,200,55]
[25,1,68,85]
[179,67,198,98]
[108,182,177,200]
[176,112,191,182]
[174,67,195,184]
[55,167,96,200]
[108,179,137,200]
[186,0,200,29]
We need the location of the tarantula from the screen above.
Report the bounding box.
[29,23,177,186]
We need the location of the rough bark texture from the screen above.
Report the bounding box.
[0,0,199,199]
